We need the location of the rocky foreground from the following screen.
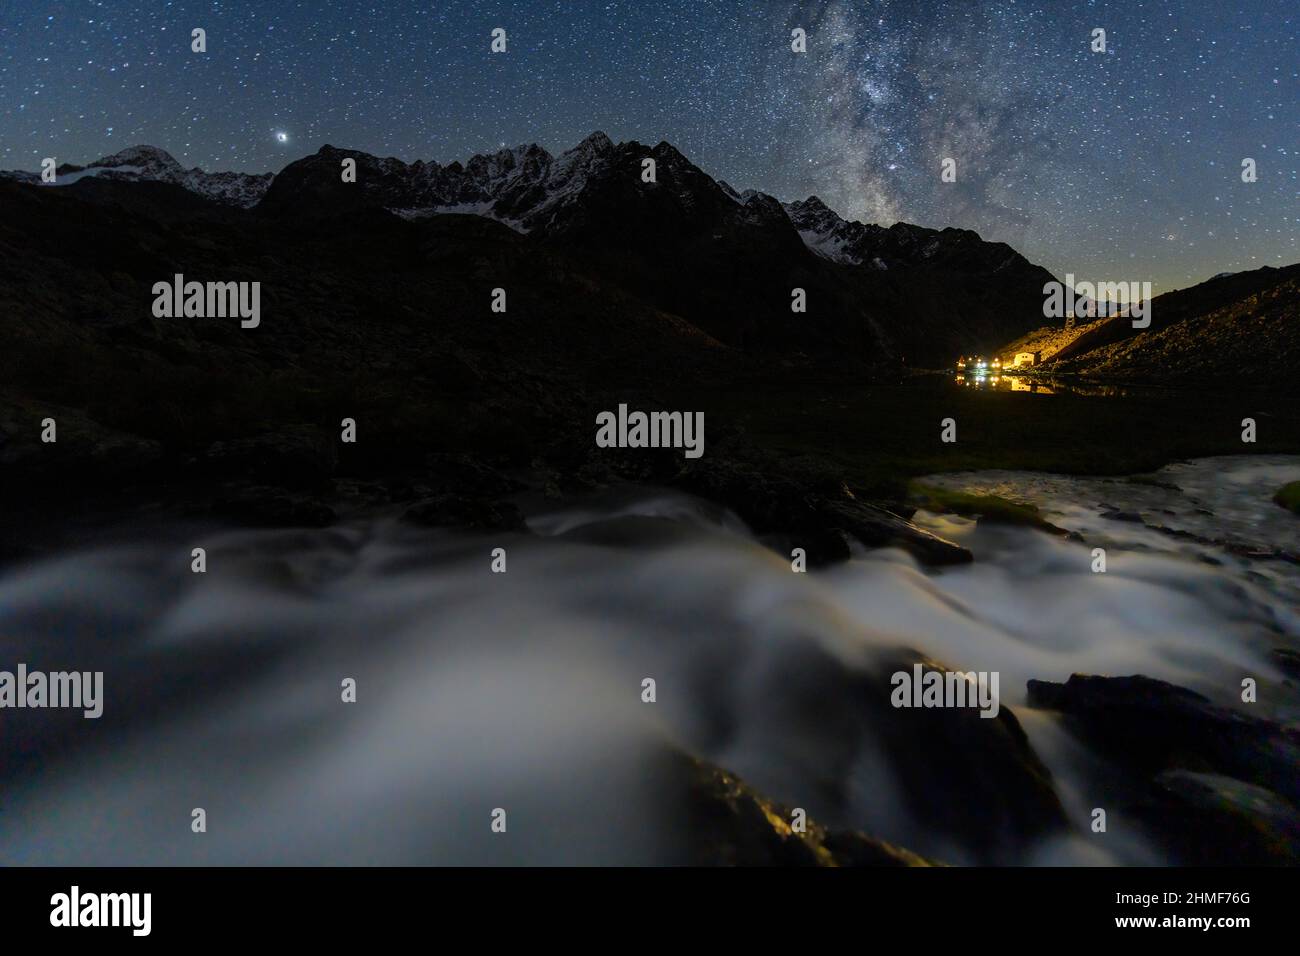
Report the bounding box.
[694,668,1300,866]
[1029,675,1300,866]
[596,666,1300,865]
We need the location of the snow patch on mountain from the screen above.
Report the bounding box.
[0,134,1039,282]
[0,145,273,208]
[58,164,148,185]
[391,201,531,234]
[783,196,871,265]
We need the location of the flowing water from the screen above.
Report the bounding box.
[1,456,1296,866]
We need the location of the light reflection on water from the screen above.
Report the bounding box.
[951,371,1137,397]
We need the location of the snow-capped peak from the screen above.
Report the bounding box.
[784,195,870,264]
[89,145,184,173]
[0,145,274,208]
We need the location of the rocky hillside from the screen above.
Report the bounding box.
[1053,272,1300,391]
[995,264,1300,391]
[994,315,1115,367]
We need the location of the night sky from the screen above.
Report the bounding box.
[2,0,1296,293]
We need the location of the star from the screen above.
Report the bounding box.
[0,0,1293,289]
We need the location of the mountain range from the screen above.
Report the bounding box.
[1,133,1057,362]
[4,134,1039,269]
[4,131,1295,385]
[1,144,274,208]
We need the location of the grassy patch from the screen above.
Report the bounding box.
[1275,481,1300,515]
[906,482,1064,533]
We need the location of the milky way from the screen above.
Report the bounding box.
[1,0,1295,292]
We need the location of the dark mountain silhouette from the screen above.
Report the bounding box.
[4,133,1058,361]
[253,133,1058,359]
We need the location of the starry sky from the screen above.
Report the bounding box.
[2,0,1296,293]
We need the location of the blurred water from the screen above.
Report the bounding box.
[0,457,1296,865]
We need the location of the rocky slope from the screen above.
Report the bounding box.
[1049,266,1300,391]
[994,264,1300,392]
[1030,674,1300,865]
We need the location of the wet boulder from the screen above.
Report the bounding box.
[1027,673,1300,803]
[699,636,1067,863]
[1132,771,1300,865]
[1028,673,1300,864]
[675,753,935,867]
[674,455,971,567]
[864,652,1068,858]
